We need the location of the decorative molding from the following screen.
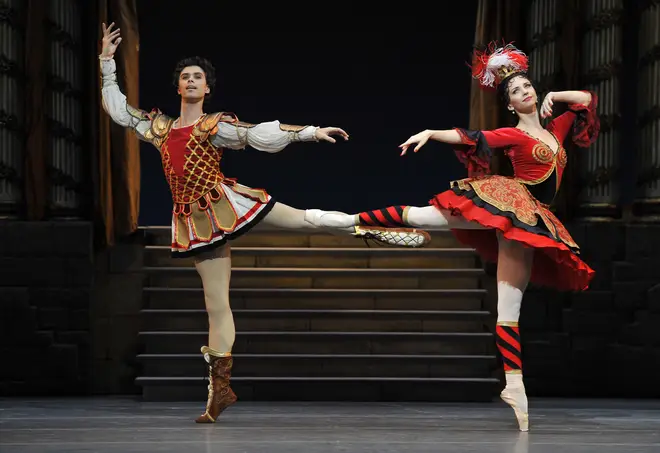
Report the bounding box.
[0,55,23,80]
[0,110,23,135]
[638,0,660,10]
[528,23,561,51]
[579,165,618,190]
[48,74,83,100]
[47,20,79,51]
[639,44,660,69]
[48,165,83,193]
[598,113,622,133]
[638,106,660,128]
[0,3,23,30]
[0,160,21,185]
[582,60,622,85]
[583,7,625,32]
[48,117,83,146]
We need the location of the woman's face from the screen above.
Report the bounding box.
[177,65,210,101]
[506,75,537,114]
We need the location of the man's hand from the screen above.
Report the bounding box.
[315,127,349,143]
[100,22,122,59]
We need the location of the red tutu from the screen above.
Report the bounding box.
[430,175,594,291]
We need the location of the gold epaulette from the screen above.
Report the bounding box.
[195,112,239,141]
[144,110,174,149]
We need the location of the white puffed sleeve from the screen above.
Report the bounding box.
[99,57,152,141]
[209,119,319,153]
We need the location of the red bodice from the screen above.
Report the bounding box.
[453,92,600,195]
[160,124,225,204]
[492,128,568,190]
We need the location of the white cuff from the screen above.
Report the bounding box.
[298,126,319,142]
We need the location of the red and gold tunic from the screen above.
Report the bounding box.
[431,92,600,291]
[98,56,321,256]
[134,110,318,256]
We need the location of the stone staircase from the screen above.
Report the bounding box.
[136,226,499,402]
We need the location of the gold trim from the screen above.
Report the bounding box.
[278,123,308,132]
[201,346,232,358]
[504,369,523,375]
[402,206,411,224]
[497,321,519,327]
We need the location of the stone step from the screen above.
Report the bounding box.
[143,287,488,311]
[140,331,495,355]
[141,308,490,332]
[136,375,499,402]
[138,353,497,378]
[139,226,462,248]
[143,266,485,289]
[144,245,479,269]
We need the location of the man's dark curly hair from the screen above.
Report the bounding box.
[172,56,216,100]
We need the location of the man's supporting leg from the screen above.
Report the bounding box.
[193,244,237,423]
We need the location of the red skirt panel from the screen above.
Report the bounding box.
[430,175,594,291]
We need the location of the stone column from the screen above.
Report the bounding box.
[525,0,561,100]
[48,0,84,217]
[576,0,624,219]
[634,2,660,219]
[0,0,25,216]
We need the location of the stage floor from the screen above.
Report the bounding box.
[1,398,659,452]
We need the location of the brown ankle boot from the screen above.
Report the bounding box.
[195,346,237,423]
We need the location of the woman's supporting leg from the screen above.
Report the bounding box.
[307,205,486,230]
[495,234,534,431]
[192,244,237,423]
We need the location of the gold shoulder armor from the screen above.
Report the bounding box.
[151,113,174,138]
[142,111,173,148]
[196,112,240,138]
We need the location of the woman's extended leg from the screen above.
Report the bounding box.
[192,244,237,423]
[306,205,487,230]
[259,202,431,247]
[494,233,534,431]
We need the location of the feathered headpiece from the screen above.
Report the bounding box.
[470,41,529,91]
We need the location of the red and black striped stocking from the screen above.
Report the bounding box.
[496,322,522,373]
[358,205,410,228]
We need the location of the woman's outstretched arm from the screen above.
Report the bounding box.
[399,128,518,155]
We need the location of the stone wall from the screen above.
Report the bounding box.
[520,222,660,398]
[2,220,659,399]
[0,221,144,396]
[0,221,94,395]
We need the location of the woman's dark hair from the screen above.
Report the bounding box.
[172,56,216,100]
[496,73,536,126]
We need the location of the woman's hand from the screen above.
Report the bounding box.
[315,127,349,143]
[399,130,432,156]
[540,92,555,119]
[100,22,122,59]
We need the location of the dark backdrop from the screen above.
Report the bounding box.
[134,3,478,225]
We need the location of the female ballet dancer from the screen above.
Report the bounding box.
[98,22,430,423]
[311,41,600,431]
